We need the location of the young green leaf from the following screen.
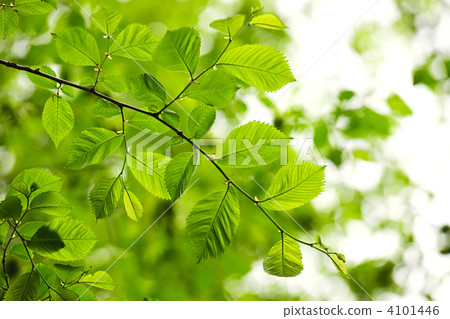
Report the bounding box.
[7,168,63,199]
[14,0,54,15]
[52,28,100,66]
[65,127,123,170]
[0,7,18,39]
[128,73,166,102]
[42,95,74,148]
[17,221,46,240]
[109,23,159,61]
[0,223,8,245]
[0,196,22,220]
[128,152,171,200]
[61,85,74,97]
[89,99,121,118]
[329,254,350,279]
[259,162,325,211]
[79,271,117,290]
[42,0,57,8]
[27,217,97,262]
[216,121,291,167]
[100,74,129,93]
[185,104,215,139]
[89,176,123,219]
[123,188,143,221]
[90,8,122,35]
[387,94,412,116]
[35,263,56,299]
[209,14,245,37]
[186,185,240,262]
[164,152,196,201]
[4,270,40,301]
[263,234,303,277]
[50,288,79,301]
[29,191,71,216]
[218,44,295,91]
[184,70,237,107]
[67,284,97,301]
[154,27,201,76]
[9,243,33,260]
[27,65,57,90]
[9,181,30,197]
[127,112,169,133]
[161,110,180,129]
[53,264,85,285]
[251,13,287,30]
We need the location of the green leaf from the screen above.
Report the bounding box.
[109,23,159,61]
[216,121,290,167]
[29,191,71,216]
[165,152,196,201]
[154,27,201,76]
[128,152,171,200]
[36,263,56,299]
[329,254,350,279]
[53,264,85,285]
[52,28,100,66]
[14,0,53,15]
[100,74,129,93]
[185,104,215,139]
[338,90,355,102]
[90,7,122,35]
[10,181,30,197]
[161,110,180,129]
[7,168,63,199]
[4,270,40,301]
[128,73,166,102]
[41,0,57,9]
[0,7,18,39]
[186,186,240,262]
[65,127,123,170]
[259,162,325,211]
[209,14,245,37]
[184,70,237,107]
[387,94,412,116]
[123,188,143,221]
[0,223,8,245]
[27,65,57,90]
[0,196,22,220]
[79,271,117,290]
[61,85,74,97]
[89,99,121,118]
[127,112,169,133]
[251,13,287,30]
[218,44,295,91]
[341,107,391,139]
[9,243,33,260]
[27,217,97,262]
[50,288,79,301]
[42,95,74,148]
[68,284,97,301]
[263,234,303,277]
[18,221,46,240]
[89,176,123,219]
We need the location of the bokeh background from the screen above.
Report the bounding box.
[1,0,450,300]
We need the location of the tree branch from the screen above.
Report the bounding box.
[0,58,327,257]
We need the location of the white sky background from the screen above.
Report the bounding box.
[207,0,450,300]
